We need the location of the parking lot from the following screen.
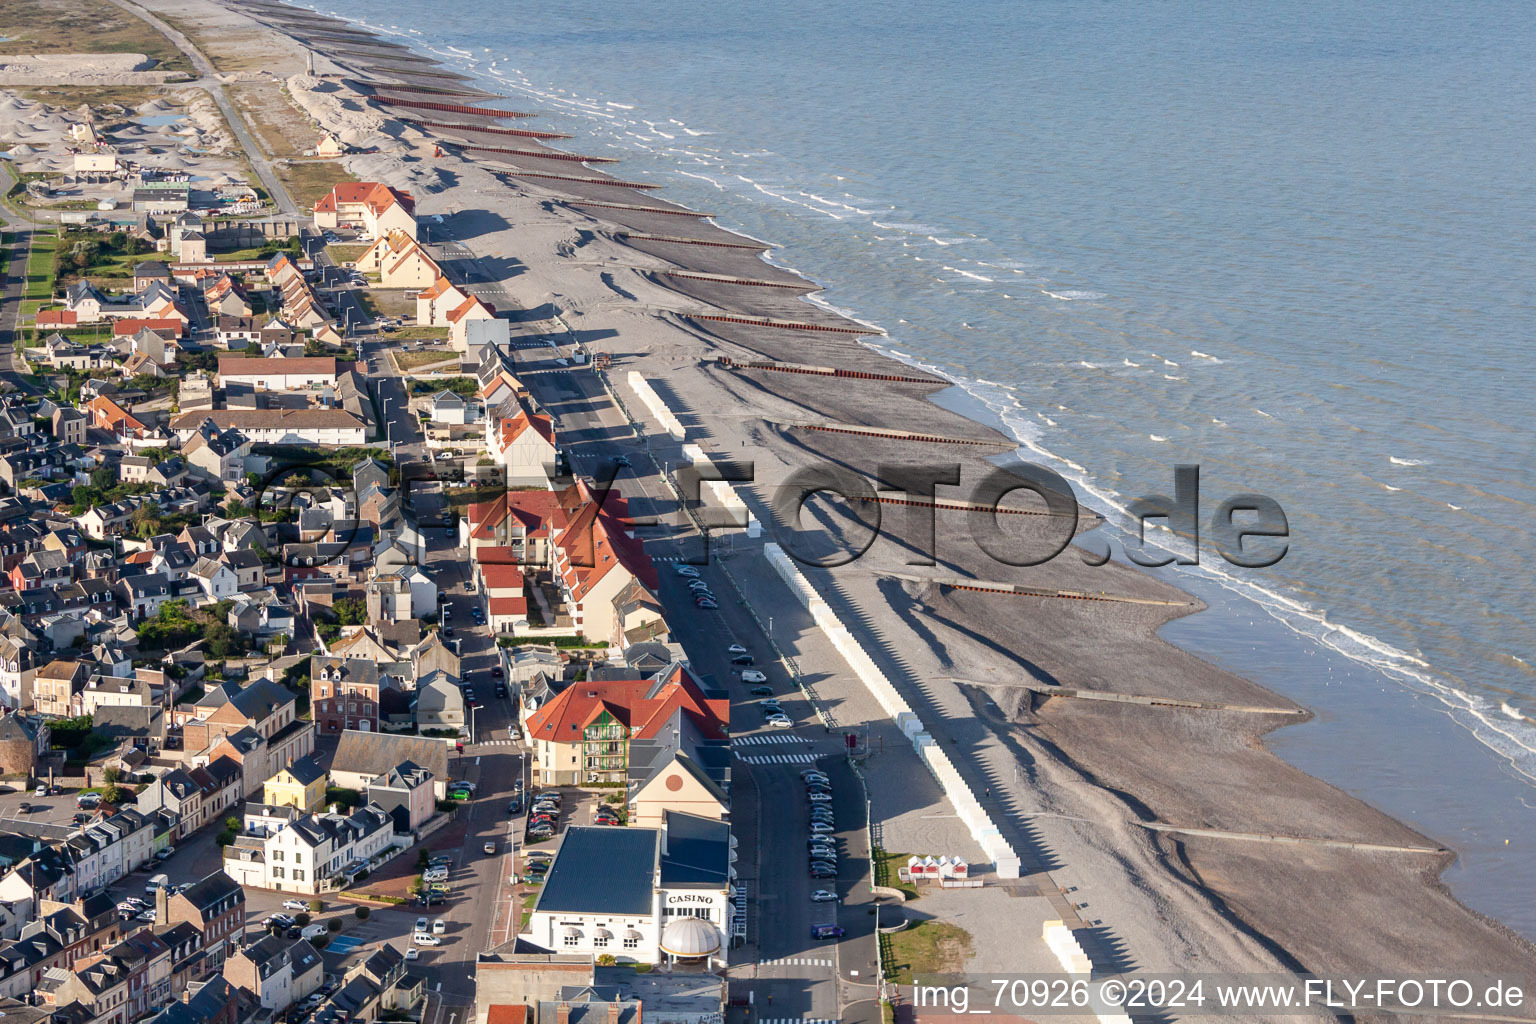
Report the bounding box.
[0,786,106,829]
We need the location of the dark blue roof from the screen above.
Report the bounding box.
[535,826,657,916]
[658,811,730,887]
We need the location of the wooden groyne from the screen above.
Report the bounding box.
[1138,822,1447,855]
[658,269,812,290]
[571,199,712,218]
[374,96,533,119]
[502,170,662,190]
[455,144,617,164]
[715,356,935,384]
[997,680,1306,715]
[617,228,763,243]
[401,118,571,141]
[356,82,505,101]
[884,571,1192,605]
[786,420,1010,448]
[685,313,882,336]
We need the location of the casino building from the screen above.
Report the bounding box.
[525,813,732,967]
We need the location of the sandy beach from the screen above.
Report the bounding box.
[44,0,1536,1006]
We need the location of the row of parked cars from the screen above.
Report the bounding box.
[675,564,719,610]
[804,768,837,879]
[525,790,561,841]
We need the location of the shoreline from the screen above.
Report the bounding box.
[30,0,1536,995]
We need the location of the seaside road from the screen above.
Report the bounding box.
[103,0,300,215]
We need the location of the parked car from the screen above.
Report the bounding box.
[411,933,441,946]
[696,598,719,609]
[432,919,447,934]
[749,685,774,696]
[405,947,421,961]
[282,899,308,911]
[675,565,700,578]
[811,890,840,903]
[767,715,793,728]
[415,917,429,933]
[731,654,754,665]
[807,790,833,801]
[428,855,452,868]
[810,822,835,834]
[450,781,477,794]
[448,789,471,801]
[741,669,768,683]
[811,924,845,939]
[809,863,837,878]
[483,841,497,854]
[727,643,748,655]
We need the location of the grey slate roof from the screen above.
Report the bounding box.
[534,826,658,917]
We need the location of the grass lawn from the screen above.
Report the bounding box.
[356,289,417,320]
[517,890,540,930]
[209,245,300,262]
[275,160,352,211]
[23,232,57,303]
[327,244,371,265]
[393,349,459,372]
[885,920,974,985]
[875,848,921,900]
[0,0,192,76]
[391,326,451,341]
[15,85,166,111]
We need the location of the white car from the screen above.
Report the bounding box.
[767,715,793,728]
[405,947,421,961]
[740,669,767,683]
[811,889,840,902]
[422,869,448,883]
[282,899,308,911]
[728,643,748,655]
[674,565,700,578]
[411,932,441,946]
[810,822,834,833]
[415,917,429,933]
[808,791,833,801]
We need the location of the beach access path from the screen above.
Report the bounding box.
[104,0,300,215]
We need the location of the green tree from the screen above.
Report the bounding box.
[354,906,370,921]
[334,597,367,626]
[102,766,121,786]
[308,898,324,913]
[225,816,240,832]
[102,783,125,805]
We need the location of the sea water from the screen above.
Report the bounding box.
[307,0,1536,936]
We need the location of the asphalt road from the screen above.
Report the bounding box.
[504,338,878,1022]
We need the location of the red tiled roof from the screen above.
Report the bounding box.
[486,1007,528,1024]
[446,294,494,324]
[487,597,527,615]
[36,310,77,326]
[113,318,182,337]
[480,564,524,590]
[315,181,417,217]
[524,671,727,743]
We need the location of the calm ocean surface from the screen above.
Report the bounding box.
[309,0,1536,934]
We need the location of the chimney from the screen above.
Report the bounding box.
[154,882,168,926]
[556,1004,570,1024]
[607,1004,620,1024]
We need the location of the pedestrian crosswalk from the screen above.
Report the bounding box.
[476,740,517,747]
[756,1019,836,1024]
[735,752,819,765]
[758,958,834,968]
[735,734,803,746]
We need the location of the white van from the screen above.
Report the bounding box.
[411,932,441,946]
[301,923,328,941]
[145,873,169,895]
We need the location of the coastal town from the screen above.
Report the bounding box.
[1,4,1534,1024]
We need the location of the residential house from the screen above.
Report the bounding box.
[222,935,322,1013]
[364,761,435,835]
[311,182,416,240]
[216,357,338,391]
[222,803,393,895]
[329,730,448,797]
[32,660,86,718]
[262,755,327,814]
[524,665,727,786]
[354,229,439,288]
[311,656,396,735]
[169,409,365,446]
